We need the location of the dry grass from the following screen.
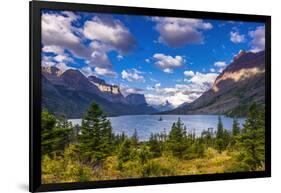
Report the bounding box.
[42,148,250,183]
[88,148,236,181]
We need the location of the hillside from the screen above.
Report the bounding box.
[42,67,157,118]
[167,50,265,116]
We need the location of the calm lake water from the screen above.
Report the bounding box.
[69,115,245,141]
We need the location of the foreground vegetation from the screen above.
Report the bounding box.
[41,103,265,183]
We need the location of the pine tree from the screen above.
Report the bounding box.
[239,103,265,170]
[216,116,224,139]
[137,145,152,165]
[41,110,72,156]
[232,118,240,136]
[228,117,241,149]
[168,118,188,158]
[148,133,161,157]
[41,109,56,155]
[131,128,139,147]
[169,118,186,142]
[215,115,229,153]
[193,139,205,158]
[78,103,113,164]
[201,128,214,147]
[118,139,132,163]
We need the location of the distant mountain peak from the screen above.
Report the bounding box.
[62,68,84,76]
[88,75,106,85]
[125,93,147,105]
[152,99,174,112]
[164,100,171,105]
[234,49,247,61]
[42,66,63,77]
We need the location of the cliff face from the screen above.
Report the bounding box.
[88,75,121,95]
[125,94,147,105]
[169,50,265,116]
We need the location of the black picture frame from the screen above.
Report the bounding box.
[29,1,271,192]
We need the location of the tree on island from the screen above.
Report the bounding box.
[77,102,113,165]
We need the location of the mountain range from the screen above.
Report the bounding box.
[152,100,174,112]
[42,66,157,118]
[164,50,265,116]
[43,50,265,118]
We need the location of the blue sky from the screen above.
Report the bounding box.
[41,9,265,107]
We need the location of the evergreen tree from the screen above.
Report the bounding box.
[41,110,72,156]
[148,133,161,157]
[137,145,152,165]
[78,103,113,164]
[168,118,188,158]
[135,145,153,177]
[169,118,186,141]
[114,132,127,145]
[216,116,224,139]
[201,128,214,147]
[239,103,265,170]
[131,128,139,147]
[117,139,132,164]
[215,115,229,153]
[229,118,241,149]
[232,118,240,136]
[193,139,205,158]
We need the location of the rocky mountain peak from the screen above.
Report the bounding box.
[212,51,265,92]
[88,75,106,85]
[164,100,172,106]
[234,50,247,61]
[166,50,265,116]
[59,69,100,93]
[42,66,63,77]
[125,93,147,105]
[88,76,121,95]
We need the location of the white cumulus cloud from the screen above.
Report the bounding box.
[214,61,227,68]
[153,53,185,73]
[42,45,64,55]
[42,12,91,59]
[83,16,135,54]
[249,26,265,52]
[90,51,112,68]
[121,69,145,82]
[184,70,195,77]
[230,31,245,43]
[187,72,218,90]
[145,71,218,107]
[95,67,117,77]
[152,17,212,47]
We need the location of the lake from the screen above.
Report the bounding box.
[69,115,245,141]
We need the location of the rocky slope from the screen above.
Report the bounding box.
[167,50,265,116]
[42,66,157,118]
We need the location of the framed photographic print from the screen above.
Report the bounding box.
[30,1,271,192]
